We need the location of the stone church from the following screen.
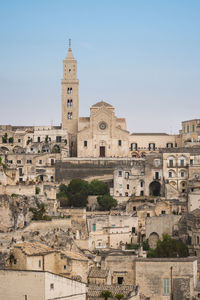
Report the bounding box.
[61,43,200,158]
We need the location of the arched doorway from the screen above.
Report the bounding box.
[149,181,161,196]
[148,232,159,249]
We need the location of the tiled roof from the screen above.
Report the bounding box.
[88,284,135,297]
[61,250,88,261]
[91,101,113,108]
[89,267,108,278]
[14,242,55,256]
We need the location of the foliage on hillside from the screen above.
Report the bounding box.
[147,234,188,258]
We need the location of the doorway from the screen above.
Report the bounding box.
[100,146,105,157]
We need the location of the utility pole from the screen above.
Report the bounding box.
[170,266,173,300]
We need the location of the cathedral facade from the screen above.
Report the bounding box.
[61,44,200,158]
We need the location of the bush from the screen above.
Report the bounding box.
[126,243,139,250]
[35,187,40,195]
[97,194,117,211]
[88,180,109,195]
[147,234,189,258]
[29,200,51,221]
[142,239,150,251]
[115,294,124,300]
[100,290,112,300]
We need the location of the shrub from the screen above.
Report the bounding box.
[97,194,117,211]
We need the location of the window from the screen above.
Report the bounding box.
[24,295,28,300]
[14,259,17,264]
[118,171,122,177]
[169,159,174,167]
[127,184,129,190]
[181,171,185,177]
[131,143,137,151]
[132,227,136,233]
[51,176,54,182]
[163,278,170,296]
[17,160,21,164]
[190,159,194,166]
[169,171,172,178]
[18,139,21,143]
[140,190,144,196]
[118,140,122,146]
[39,160,42,164]
[140,181,144,187]
[8,160,13,164]
[197,236,199,245]
[182,189,186,193]
[161,210,166,215]
[147,213,150,217]
[192,124,195,132]
[149,143,155,151]
[67,99,73,107]
[64,265,66,270]
[118,277,124,284]
[92,224,96,232]
[67,87,72,94]
[180,159,185,167]
[50,283,54,290]
[39,260,41,268]
[84,141,87,147]
[125,172,129,179]
[51,159,54,165]
[155,172,159,180]
[187,125,190,133]
[27,160,32,164]
[133,206,136,211]
[154,159,160,167]
[37,137,40,143]
[166,143,173,148]
[56,136,62,143]
[19,178,23,182]
[68,112,72,120]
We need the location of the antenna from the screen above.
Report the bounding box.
[69,38,71,49]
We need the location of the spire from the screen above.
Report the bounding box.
[66,38,75,60]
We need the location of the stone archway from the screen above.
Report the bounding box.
[149,181,161,196]
[149,232,159,249]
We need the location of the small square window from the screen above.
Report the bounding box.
[118,171,122,177]
[64,265,66,270]
[118,140,122,146]
[84,141,87,147]
[50,283,54,290]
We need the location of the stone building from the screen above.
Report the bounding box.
[135,257,198,300]
[0,269,87,300]
[6,241,90,283]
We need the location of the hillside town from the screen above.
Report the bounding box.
[1,44,200,300]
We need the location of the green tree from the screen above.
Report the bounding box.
[35,187,40,195]
[142,239,150,251]
[147,234,188,258]
[67,178,89,207]
[100,290,112,300]
[29,200,51,221]
[97,194,117,211]
[88,179,109,195]
[115,294,124,300]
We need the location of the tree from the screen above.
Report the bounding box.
[29,200,51,221]
[97,194,117,211]
[142,239,150,251]
[100,290,112,300]
[88,179,109,195]
[67,179,89,207]
[147,234,188,258]
[115,294,124,300]
[56,184,69,207]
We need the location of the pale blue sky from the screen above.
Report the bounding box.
[0,0,200,133]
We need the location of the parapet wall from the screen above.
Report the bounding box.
[55,158,144,182]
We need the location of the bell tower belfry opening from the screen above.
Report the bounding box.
[61,40,79,156]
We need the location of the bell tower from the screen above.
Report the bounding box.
[61,39,79,135]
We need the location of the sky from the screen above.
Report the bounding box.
[0,0,200,134]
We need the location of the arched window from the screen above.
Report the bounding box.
[67,88,72,94]
[67,112,72,120]
[67,99,73,107]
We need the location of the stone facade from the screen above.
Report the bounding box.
[0,269,87,300]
